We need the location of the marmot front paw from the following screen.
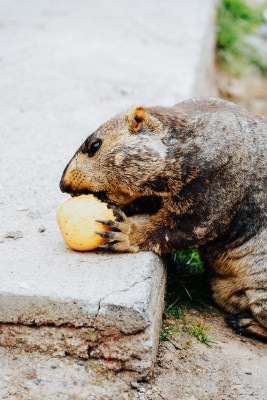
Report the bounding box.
[95,208,140,253]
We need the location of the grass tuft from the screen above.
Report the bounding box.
[161,324,171,341]
[162,249,217,346]
[188,323,218,346]
[166,250,210,313]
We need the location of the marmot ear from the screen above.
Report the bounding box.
[126,106,149,131]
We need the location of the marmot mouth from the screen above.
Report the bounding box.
[122,195,162,216]
[69,191,162,216]
[70,189,107,201]
[70,189,116,207]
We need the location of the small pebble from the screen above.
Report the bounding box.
[77,361,84,366]
[130,381,140,389]
[12,356,18,360]
[51,365,57,369]
[85,365,89,372]
[5,231,23,240]
[81,380,85,385]
[34,378,41,385]
[0,238,4,243]
[138,387,146,393]
[63,381,67,387]
[245,372,252,375]
[38,225,46,233]
[147,390,152,395]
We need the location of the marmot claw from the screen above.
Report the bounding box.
[95,211,140,253]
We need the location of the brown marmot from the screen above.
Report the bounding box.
[60,97,267,341]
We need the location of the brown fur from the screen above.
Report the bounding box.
[60,97,267,340]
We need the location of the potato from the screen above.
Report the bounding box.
[56,194,115,251]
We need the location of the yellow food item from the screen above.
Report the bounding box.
[56,194,115,251]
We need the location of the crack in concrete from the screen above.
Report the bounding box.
[92,275,152,329]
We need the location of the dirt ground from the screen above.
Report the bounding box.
[0,308,266,400]
[1,70,267,400]
[216,68,267,117]
[148,310,267,400]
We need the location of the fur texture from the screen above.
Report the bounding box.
[60,97,267,340]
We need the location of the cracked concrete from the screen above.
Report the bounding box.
[93,275,153,332]
[0,0,216,379]
[0,249,166,377]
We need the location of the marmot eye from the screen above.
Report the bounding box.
[87,139,102,157]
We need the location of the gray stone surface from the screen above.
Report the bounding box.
[0,252,166,376]
[0,0,216,377]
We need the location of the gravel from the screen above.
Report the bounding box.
[4,231,23,240]
[130,381,140,389]
[38,225,46,233]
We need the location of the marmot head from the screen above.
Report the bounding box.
[60,106,186,206]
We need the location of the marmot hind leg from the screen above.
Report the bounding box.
[225,312,267,341]
[211,274,267,340]
[203,236,267,341]
[212,277,267,340]
[211,268,267,340]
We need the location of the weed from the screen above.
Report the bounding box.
[92,371,109,388]
[91,364,109,387]
[172,249,203,273]
[163,248,216,345]
[92,377,106,388]
[166,250,211,314]
[90,357,112,388]
[161,324,171,341]
[188,323,218,346]
[90,362,102,370]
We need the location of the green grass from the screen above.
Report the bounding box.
[161,323,171,341]
[90,362,109,388]
[188,323,217,345]
[172,249,203,274]
[166,250,209,313]
[161,249,217,345]
[216,0,267,76]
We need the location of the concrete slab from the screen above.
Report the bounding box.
[0,0,216,378]
[0,250,166,376]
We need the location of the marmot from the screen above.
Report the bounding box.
[60,97,267,340]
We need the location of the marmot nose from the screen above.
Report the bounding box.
[59,161,72,193]
[59,176,71,193]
